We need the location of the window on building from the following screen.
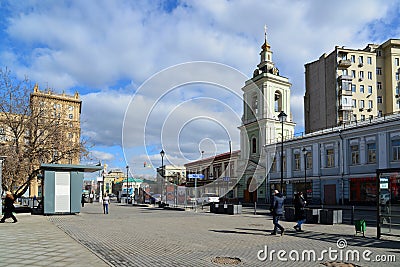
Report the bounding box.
[342,69,348,76]
[377,50,382,57]
[352,99,357,108]
[359,71,364,79]
[69,114,73,119]
[378,110,383,117]
[361,115,365,121]
[326,149,334,167]
[368,100,373,109]
[294,153,301,170]
[350,55,355,63]
[359,100,365,108]
[252,137,257,154]
[368,71,372,80]
[367,143,376,163]
[367,57,372,64]
[351,70,356,78]
[252,94,258,114]
[274,91,282,112]
[353,114,357,121]
[360,85,364,93]
[358,56,363,65]
[271,156,277,172]
[368,86,372,94]
[396,87,399,95]
[352,84,356,92]
[377,82,382,90]
[229,161,235,176]
[341,80,350,91]
[396,58,399,67]
[377,96,382,103]
[351,145,360,165]
[282,155,286,171]
[306,152,312,169]
[396,72,399,81]
[392,140,400,161]
[376,67,382,75]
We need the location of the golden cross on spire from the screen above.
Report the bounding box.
[264,24,268,42]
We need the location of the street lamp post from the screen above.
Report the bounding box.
[160,150,165,205]
[302,147,307,201]
[126,165,129,204]
[278,111,287,193]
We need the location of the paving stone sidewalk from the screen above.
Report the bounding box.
[49,203,400,267]
[0,213,108,267]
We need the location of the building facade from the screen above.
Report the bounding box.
[305,39,400,133]
[237,33,295,203]
[29,85,82,196]
[0,85,82,196]
[265,115,400,205]
[184,151,239,198]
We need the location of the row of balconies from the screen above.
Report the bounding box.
[339,105,373,112]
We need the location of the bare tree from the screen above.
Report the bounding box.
[0,68,88,197]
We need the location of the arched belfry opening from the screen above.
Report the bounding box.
[274,91,282,112]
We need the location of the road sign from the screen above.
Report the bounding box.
[188,174,204,179]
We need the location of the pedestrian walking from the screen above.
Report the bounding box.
[103,193,110,214]
[0,191,18,223]
[270,189,284,235]
[81,193,86,207]
[293,192,306,232]
[89,191,94,203]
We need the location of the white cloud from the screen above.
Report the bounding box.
[89,150,115,162]
[1,0,399,173]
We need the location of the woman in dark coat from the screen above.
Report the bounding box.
[293,192,306,231]
[1,191,18,223]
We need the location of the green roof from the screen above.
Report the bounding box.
[115,177,143,184]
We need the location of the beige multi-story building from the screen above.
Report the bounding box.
[1,85,82,196]
[305,39,400,133]
[30,84,82,164]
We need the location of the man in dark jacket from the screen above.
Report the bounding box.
[0,191,18,223]
[293,192,306,231]
[270,189,284,235]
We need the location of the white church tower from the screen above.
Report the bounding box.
[237,27,295,203]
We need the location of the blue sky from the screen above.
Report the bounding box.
[0,0,399,179]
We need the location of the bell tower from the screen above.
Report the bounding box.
[238,27,295,202]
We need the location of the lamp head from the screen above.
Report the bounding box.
[160,149,165,158]
[278,111,287,123]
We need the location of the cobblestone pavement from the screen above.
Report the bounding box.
[45,203,399,267]
[0,213,108,267]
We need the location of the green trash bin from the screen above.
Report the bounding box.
[355,219,366,237]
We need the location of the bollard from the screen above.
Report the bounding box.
[351,205,355,225]
[254,202,257,215]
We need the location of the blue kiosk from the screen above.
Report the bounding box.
[39,164,103,215]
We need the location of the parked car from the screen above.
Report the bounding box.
[120,193,133,204]
[151,194,162,204]
[199,193,219,205]
[187,195,197,204]
[380,192,390,205]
